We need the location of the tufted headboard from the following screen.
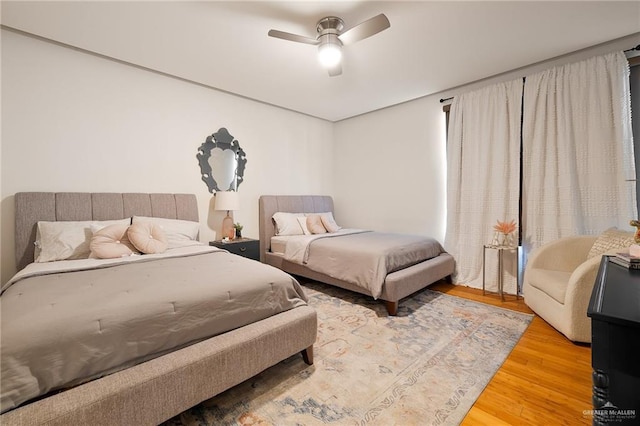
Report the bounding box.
[14,192,199,271]
[258,195,334,263]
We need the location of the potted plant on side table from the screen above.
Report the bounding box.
[234,222,243,239]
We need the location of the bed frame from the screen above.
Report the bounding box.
[2,192,317,426]
[259,195,455,315]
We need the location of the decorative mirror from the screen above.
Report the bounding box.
[197,128,247,193]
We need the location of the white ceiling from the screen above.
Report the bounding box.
[2,1,639,122]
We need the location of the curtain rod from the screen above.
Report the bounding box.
[440,45,639,104]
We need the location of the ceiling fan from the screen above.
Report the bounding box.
[268,13,390,77]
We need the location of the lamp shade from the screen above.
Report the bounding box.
[214,191,240,211]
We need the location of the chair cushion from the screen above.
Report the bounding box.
[527,268,572,304]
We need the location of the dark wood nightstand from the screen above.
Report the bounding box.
[209,238,259,261]
[587,256,640,425]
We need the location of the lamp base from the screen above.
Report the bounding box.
[222,214,235,240]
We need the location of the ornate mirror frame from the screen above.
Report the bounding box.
[196,128,247,193]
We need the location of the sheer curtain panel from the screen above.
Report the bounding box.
[522,51,637,253]
[445,79,523,291]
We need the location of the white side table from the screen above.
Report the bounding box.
[482,244,518,301]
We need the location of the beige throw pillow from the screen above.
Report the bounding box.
[319,212,341,233]
[307,215,327,234]
[588,227,635,259]
[128,222,168,254]
[90,224,138,259]
[131,216,200,249]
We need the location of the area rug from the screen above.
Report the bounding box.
[164,282,532,426]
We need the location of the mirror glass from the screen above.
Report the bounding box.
[209,148,237,191]
[197,128,247,193]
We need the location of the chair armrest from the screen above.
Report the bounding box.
[563,254,603,321]
[527,235,597,272]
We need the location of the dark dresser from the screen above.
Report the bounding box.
[209,238,259,261]
[587,256,640,425]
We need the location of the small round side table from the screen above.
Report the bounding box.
[482,244,518,301]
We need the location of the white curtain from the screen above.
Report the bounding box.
[445,79,523,292]
[522,51,637,252]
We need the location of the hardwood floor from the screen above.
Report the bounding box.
[429,282,593,426]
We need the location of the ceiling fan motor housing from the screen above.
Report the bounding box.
[317,16,344,52]
[316,16,344,36]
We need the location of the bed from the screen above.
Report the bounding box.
[259,195,455,315]
[1,192,317,425]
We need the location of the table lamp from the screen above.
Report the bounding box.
[215,191,240,240]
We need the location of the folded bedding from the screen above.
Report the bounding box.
[277,230,445,299]
[0,246,308,413]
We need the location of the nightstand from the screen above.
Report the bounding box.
[209,238,259,261]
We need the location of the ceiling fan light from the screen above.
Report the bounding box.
[318,41,342,68]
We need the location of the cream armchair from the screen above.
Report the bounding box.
[523,236,602,343]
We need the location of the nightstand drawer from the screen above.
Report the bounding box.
[209,238,259,261]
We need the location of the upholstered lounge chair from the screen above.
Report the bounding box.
[523,229,634,343]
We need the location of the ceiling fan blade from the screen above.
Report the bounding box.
[338,13,390,45]
[268,29,319,45]
[327,63,342,77]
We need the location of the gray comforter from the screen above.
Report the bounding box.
[284,231,445,299]
[0,247,307,413]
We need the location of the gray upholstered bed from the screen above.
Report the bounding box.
[1,192,317,425]
[259,195,455,315]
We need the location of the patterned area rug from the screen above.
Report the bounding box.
[164,282,532,426]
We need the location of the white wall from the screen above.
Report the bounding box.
[0,29,334,284]
[333,97,447,242]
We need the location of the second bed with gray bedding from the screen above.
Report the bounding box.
[259,195,455,315]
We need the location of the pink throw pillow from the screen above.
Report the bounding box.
[128,222,168,254]
[307,215,327,234]
[90,224,137,259]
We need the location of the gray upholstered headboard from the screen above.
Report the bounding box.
[258,195,334,263]
[14,192,199,271]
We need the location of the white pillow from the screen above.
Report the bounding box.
[132,216,200,249]
[273,212,305,236]
[318,212,341,233]
[296,216,311,235]
[35,219,131,263]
